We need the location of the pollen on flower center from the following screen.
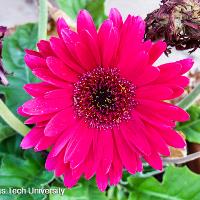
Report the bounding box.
[73,67,137,129]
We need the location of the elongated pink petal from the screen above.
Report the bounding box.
[44,108,76,136]
[159,127,186,148]
[176,58,194,74]
[69,129,93,169]
[75,42,97,70]
[32,67,70,88]
[80,29,101,66]
[96,130,113,175]
[46,56,78,82]
[25,113,54,124]
[144,153,163,170]
[24,82,57,97]
[98,20,120,68]
[145,124,170,156]
[50,37,85,73]
[114,128,138,174]
[96,171,108,192]
[34,136,56,151]
[57,17,69,38]
[109,8,123,30]
[22,89,73,115]
[37,40,55,57]
[21,127,44,149]
[136,85,173,100]
[50,124,80,157]
[118,51,149,81]
[148,41,167,65]
[25,54,47,70]
[138,100,190,122]
[77,10,97,40]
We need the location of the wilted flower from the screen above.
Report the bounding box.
[145,0,200,53]
[18,9,193,191]
[0,26,8,85]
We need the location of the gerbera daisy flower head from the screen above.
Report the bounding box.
[18,8,193,191]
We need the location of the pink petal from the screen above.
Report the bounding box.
[124,117,152,156]
[64,123,93,168]
[32,67,70,88]
[77,10,97,40]
[25,113,54,124]
[37,40,55,57]
[109,8,123,30]
[20,127,44,149]
[156,62,182,82]
[135,108,175,128]
[168,76,189,87]
[159,127,186,148]
[64,168,78,188]
[24,82,57,97]
[96,130,113,174]
[45,154,57,170]
[133,66,160,86]
[56,17,69,38]
[136,85,173,100]
[119,16,145,60]
[17,106,30,117]
[34,135,56,151]
[118,51,149,81]
[46,56,78,82]
[61,28,80,57]
[109,146,123,186]
[144,153,163,170]
[145,124,170,156]
[80,29,101,66]
[113,128,138,174]
[176,58,193,74]
[138,100,190,122]
[148,41,167,65]
[75,42,97,70]
[24,54,47,70]
[44,108,76,136]
[96,171,108,192]
[25,49,42,57]
[98,20,119,68]
[50,124,80,157]
[22,89,73,115]
[50,37,85,73]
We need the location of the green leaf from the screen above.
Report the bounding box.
[56,0,107,27]
[128,166,200,200]
[0,122,15,142]
[50,179,108,200]
[177,105,200,143]
[0,135,54,200]
[0,23,38,119]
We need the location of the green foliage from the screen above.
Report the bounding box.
[0,122,15,143]
[49,179,108,200]
[177,105,200,143]
[0,135,54,200]
[0,24,38,119]
[128,166,200,200]
[56,0,107,27]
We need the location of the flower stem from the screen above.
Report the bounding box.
[162,151,200,164]
[177,83,200,110]
[0,99,30,136]
[38,0,48,40]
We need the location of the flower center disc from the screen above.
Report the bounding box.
[74,67,136,129]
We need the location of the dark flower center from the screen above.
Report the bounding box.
[73,67,136,129]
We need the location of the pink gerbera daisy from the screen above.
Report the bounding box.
[18,8,193,191]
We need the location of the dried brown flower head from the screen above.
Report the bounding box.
[145,0,200,53]
[0,26,8,85]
